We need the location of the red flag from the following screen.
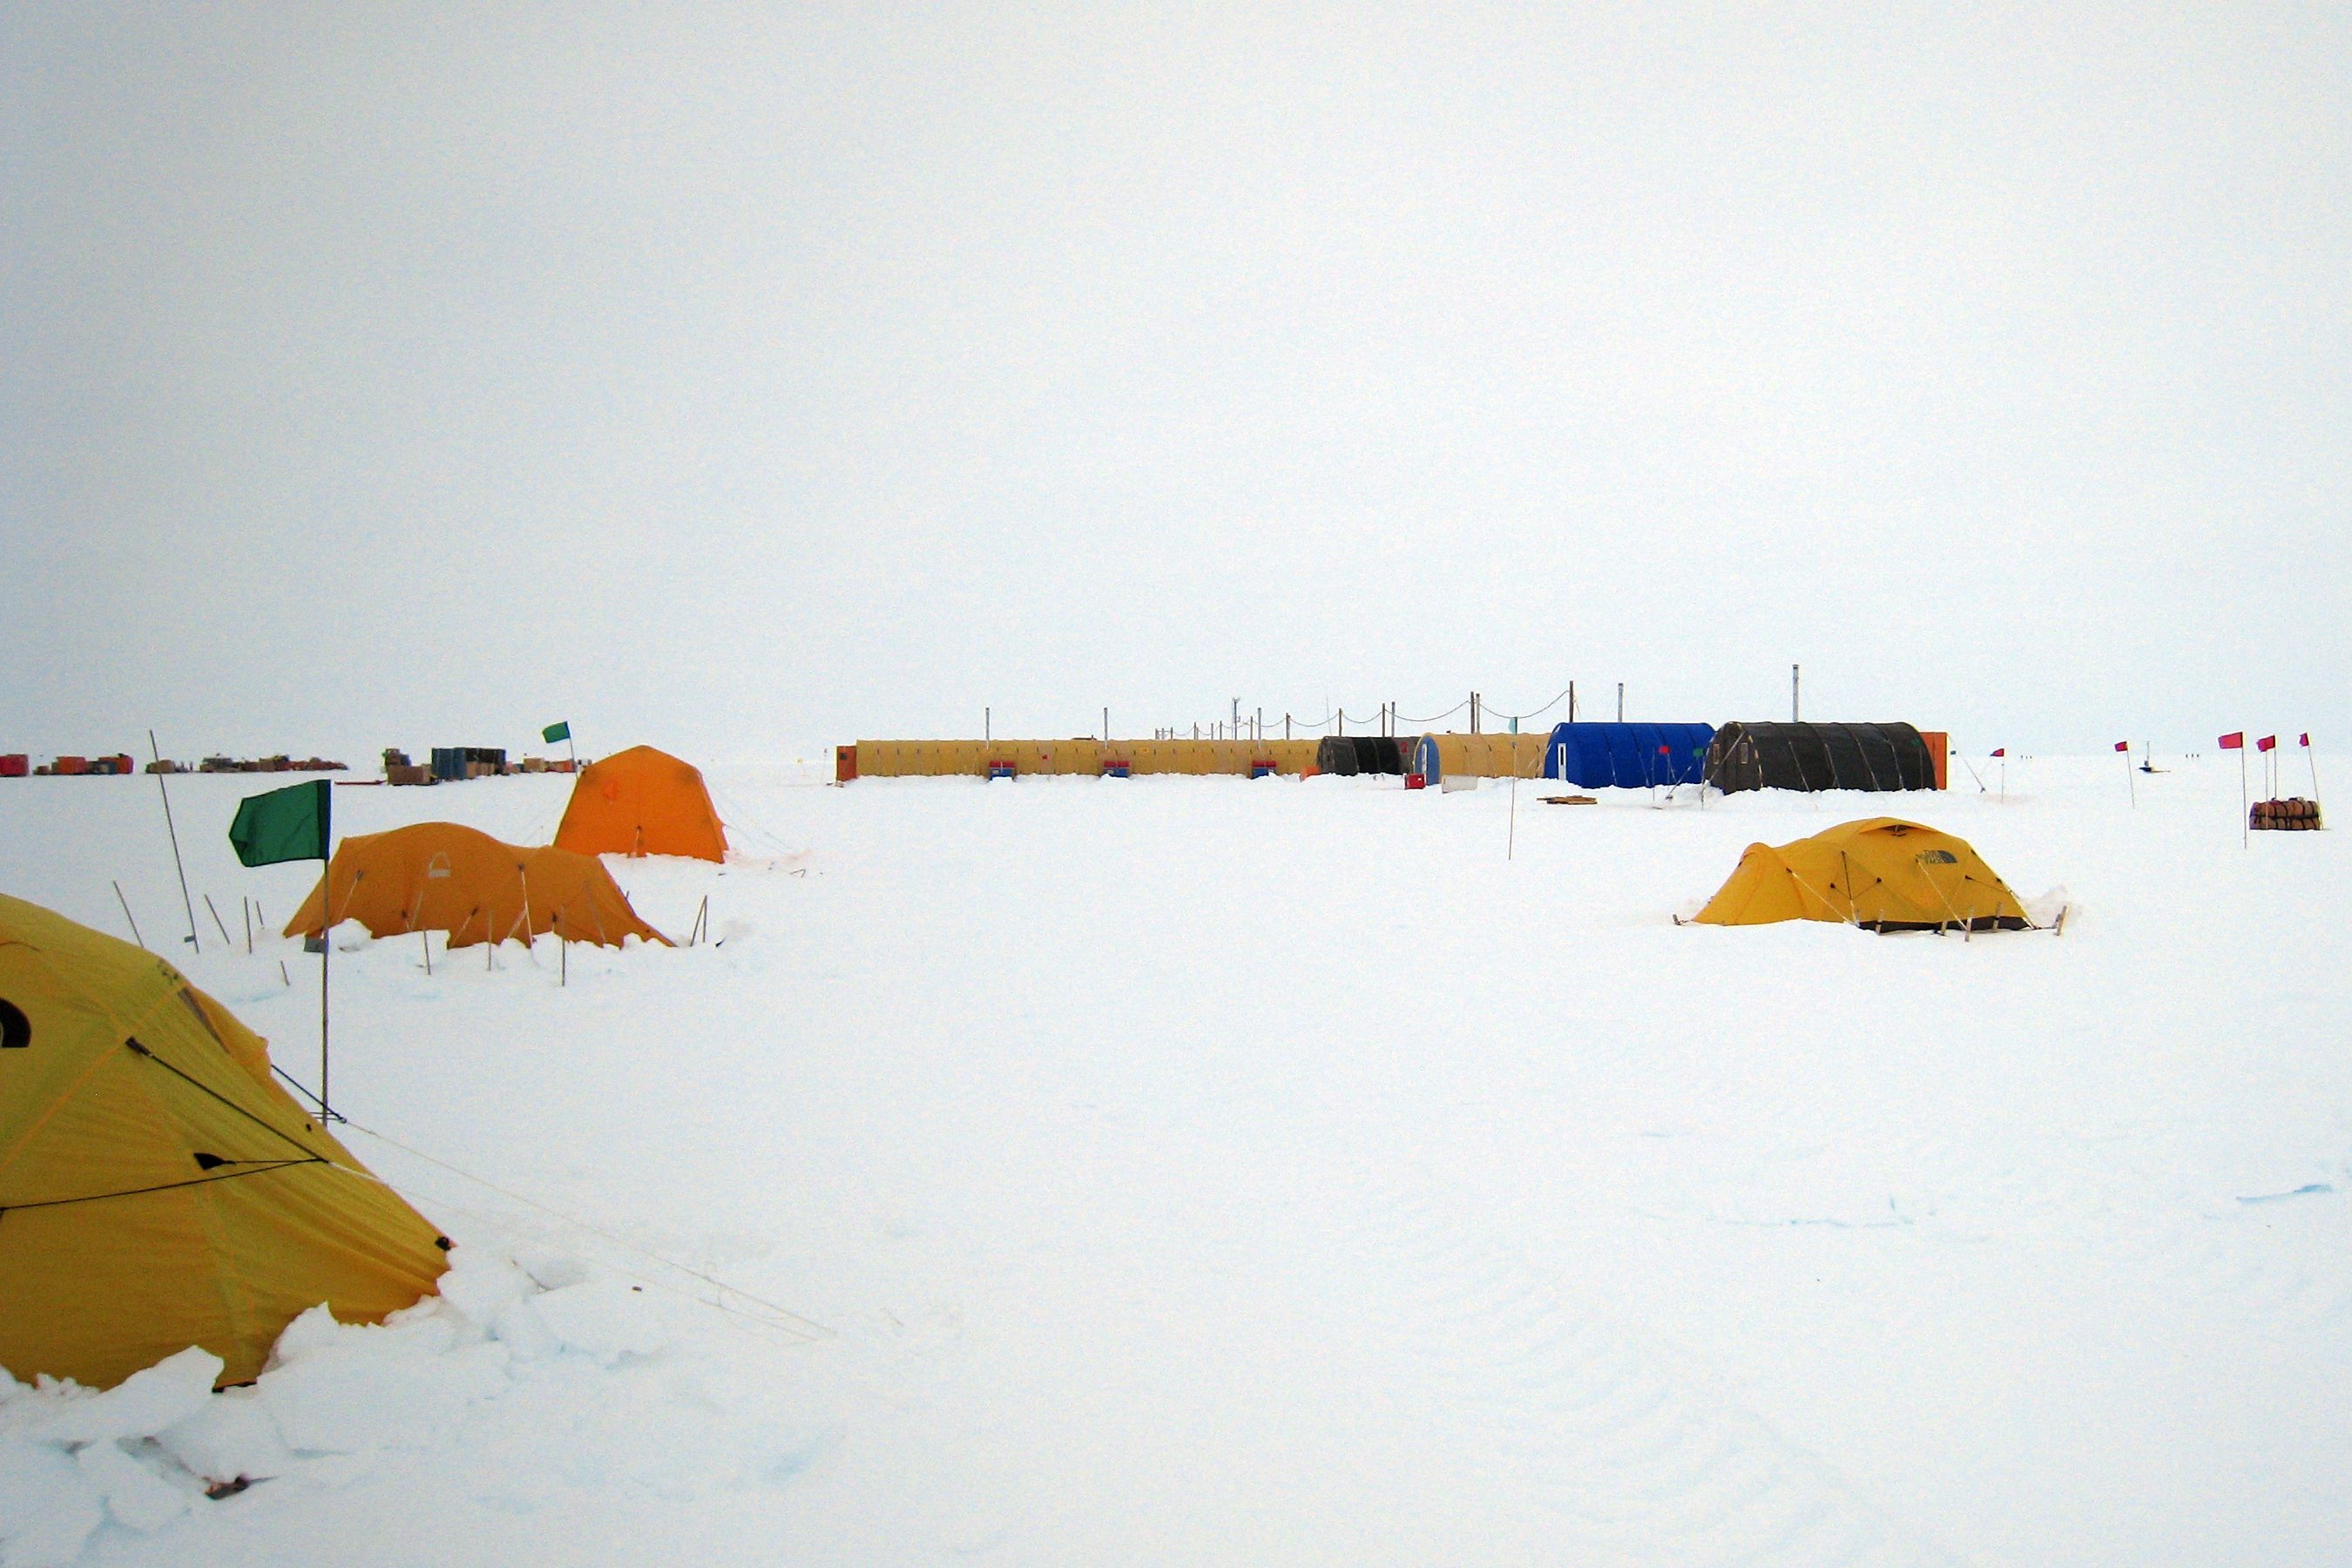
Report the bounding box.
[2258,734,2278,752]
[2301,733,2311,747]
[2219,733,2244,749]
[1990,747,2005,757]
[2114,741,2130,752]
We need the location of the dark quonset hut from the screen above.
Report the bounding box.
[1704,722,1937,794]
[1315,736,1407,776]
[1541,723,1714,788]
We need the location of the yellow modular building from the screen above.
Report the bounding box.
[1420,732,1551,781]
[852,739,1324,778]
[847,733,1550,780]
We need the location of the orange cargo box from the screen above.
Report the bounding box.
[52,756,87,776]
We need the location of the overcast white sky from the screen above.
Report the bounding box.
[4,3,2345,764]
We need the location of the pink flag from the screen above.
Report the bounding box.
[2258,735,2278,753]
[2220,733,2244,749]
[1990,747,2005,757]
[2114,741,2130,752]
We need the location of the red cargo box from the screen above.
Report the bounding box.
[0,754,26,778]
[52,756,87,775]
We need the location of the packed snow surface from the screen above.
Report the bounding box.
[2,756,2346,1565]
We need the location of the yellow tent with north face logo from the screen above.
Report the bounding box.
[1692,818,2033,932]
[0,893,448,1389]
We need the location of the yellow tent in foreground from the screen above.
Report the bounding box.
[1693,818,2032,931]
[0,894,449,1389]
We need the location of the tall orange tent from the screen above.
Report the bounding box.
[0,893,448,1389]
[285,822,669,948]
[553,746,727,862]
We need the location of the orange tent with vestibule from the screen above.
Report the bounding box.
[0,892,449,1389]
[285,821,669,949]
[1692,818,2033,932]
[553,746,727,862]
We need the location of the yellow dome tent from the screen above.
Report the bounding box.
[284,822,669,949]
[0,893,449,1389]
[1692,818,2033,932]
[554,746,727,862]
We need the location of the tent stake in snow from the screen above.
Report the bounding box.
[112,881,145,950]
[149,731,199,950]
[422,928,431,976]
[242,896,253,954]
[204,894,233,948]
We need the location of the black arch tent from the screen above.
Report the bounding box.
[1704,722,1937,794]
[1314,736,1406,776]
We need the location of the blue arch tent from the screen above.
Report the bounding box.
[1542,723,1714,788]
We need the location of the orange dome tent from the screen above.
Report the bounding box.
[0,893,448,1389]
[286,822,669,949]
[1692,818,2031,932]
[553,746,727,862]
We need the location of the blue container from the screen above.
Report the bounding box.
[1540,723,1714,787]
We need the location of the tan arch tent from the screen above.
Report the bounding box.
[1693,818,2032,932]
[0,893,449,1389]
[285,821,668,949]
[554,746,727,862]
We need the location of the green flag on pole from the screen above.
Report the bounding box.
[227,779,331,867]
[542,720,571,744]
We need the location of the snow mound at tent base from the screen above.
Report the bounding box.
[0,1247,665,1566]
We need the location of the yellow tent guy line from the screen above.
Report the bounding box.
[337,1119,834,1342]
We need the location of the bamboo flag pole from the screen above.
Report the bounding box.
[112,881,145,950]
[2305,733,2322,809]
[148,731,199,950]
[2223,733,2247,847]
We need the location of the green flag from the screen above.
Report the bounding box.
[228,779,331,867]
[542,720,571,744]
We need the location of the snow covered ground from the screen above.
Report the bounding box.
[3,754,2347,1566]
